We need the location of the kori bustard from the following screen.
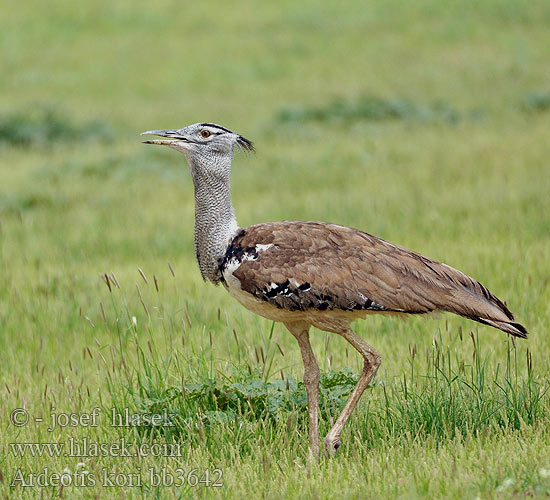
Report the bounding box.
[142,123,527,458]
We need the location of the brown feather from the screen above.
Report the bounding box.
[222,221,527,338]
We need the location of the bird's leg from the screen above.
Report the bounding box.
[285,322,320,459]
[324,328,381,457]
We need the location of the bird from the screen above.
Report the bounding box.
[141,122,527,458]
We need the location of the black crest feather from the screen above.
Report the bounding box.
[236,135,254,152]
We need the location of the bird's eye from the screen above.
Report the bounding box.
[200,129,211,138]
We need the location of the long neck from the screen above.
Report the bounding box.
[188,154,239,283]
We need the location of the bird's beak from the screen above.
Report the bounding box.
[141,129,186,146]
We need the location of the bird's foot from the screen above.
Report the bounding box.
[324,435,341,457]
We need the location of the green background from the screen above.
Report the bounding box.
[1,1,550,498]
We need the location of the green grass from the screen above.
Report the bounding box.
[1,0,550,498]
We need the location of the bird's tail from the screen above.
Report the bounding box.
[468,316,528,339]
[439,268,528,339]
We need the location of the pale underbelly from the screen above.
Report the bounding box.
[223,270,399,331]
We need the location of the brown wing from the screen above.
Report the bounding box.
[222,221,527,338]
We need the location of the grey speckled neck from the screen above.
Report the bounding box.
[188,152,239,283]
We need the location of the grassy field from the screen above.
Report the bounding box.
[1,0,550,498]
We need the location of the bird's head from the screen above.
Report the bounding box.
[141,123,253,163]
